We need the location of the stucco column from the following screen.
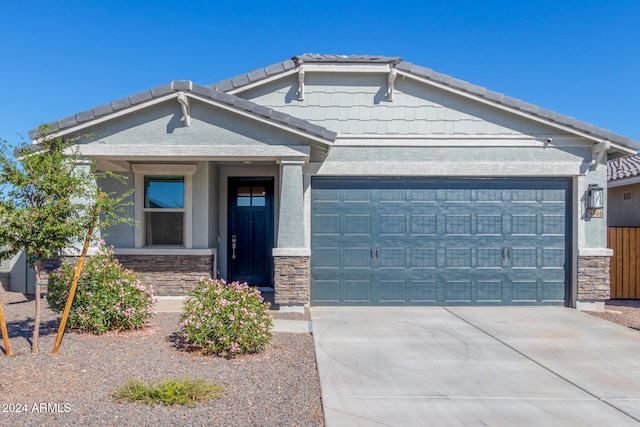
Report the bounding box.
[575,169,611,312]
[273,159,310,306]
[276,159,306,248]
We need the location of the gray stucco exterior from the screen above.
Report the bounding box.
[21,55,640,309]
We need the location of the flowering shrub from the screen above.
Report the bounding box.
[179,278,273,357]
[47,244,157,334]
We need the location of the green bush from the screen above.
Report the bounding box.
[47,244,157,334]
[113,377,223,407]
[179,278,273,357]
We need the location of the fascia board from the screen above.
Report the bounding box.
[608,175,640,188]
[37,92,333,150]
[297,63,391,73]
[34,94,177,142]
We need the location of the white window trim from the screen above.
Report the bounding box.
[132,164,196,249]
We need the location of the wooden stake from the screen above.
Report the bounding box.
[52,193,104,355]
[0,290,10,356]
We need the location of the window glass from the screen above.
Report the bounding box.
[144,176,184,208]
[143,175,185,246]
[252,185,266,206]
[237,186,251,206]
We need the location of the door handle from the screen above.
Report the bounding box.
[502,247,507,261]
[231,235,237,259]
[507,247,512,261]
[376,248,380,259]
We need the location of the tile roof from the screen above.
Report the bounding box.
[32,54,639,152]
[209,54,640,151]
[608,154,640,181]
[29,81,337,143]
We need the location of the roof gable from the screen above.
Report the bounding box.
[30,81,337,146]
[211,54,639,152]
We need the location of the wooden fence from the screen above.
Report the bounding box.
[608,227,640,299]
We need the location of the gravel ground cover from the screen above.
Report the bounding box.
[586,299,640,330]
[0,290,323,427]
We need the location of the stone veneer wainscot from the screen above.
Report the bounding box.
[273,256,310,306]
[577,255,611,301]
[115,249,216,296]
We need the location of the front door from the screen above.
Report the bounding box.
[228,178,274,286]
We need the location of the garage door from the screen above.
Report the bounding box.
[311,178,570,306]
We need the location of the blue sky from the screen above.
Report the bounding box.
[1,1,639,144]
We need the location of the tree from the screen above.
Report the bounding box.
[0,126,132,353]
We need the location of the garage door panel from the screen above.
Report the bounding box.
[476,247,505,268]
[344,187,371,202]
[445,280,472,302]
[476,280,505,302]
[379,247,406,268]
[477,215,503,235]
[410,187,436,202]
[410,247,437,268]
[542,281,566,302]
[410,281,437,302]
[311,177,569,306]
[542,248,565,268]
[511,215,538,235]
[511,247,538,268]
[511,280,539,302]
[446,214,472,235]
[312,279,340,304]
[542,215,565,235]
[345,214,371,235]
[345,247,372,268]
[313,247,340,268]
[344,280,371,302]
[410,214,437,235]
[379,280,406,302]
[445,248,472,268]
[380,214,406,235]
[313,214,340,235]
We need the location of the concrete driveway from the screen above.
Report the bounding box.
[310,307,640,426]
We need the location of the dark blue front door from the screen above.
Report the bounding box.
[228,178,274,286]
[311,177,570,306]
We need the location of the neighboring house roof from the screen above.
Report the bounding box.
[28,80,337,143]
[608,153,640,182]
[210,54,640,152]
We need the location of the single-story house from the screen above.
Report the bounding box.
[29,54,640,310]
[608,154,640,226]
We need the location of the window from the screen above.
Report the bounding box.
[132,164,196,248]
[624,191,632,201]
[144,176,185,245]
[237,185,266,207]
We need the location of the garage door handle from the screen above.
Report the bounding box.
[507,247,512,260]
[376,248,380,258]
[502,247,507,260]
